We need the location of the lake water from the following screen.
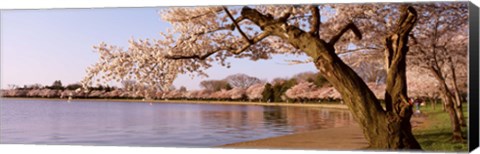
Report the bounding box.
[0,99,356,147]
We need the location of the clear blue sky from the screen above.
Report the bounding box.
[1,7,317,90]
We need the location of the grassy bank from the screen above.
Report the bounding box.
[413,102,468,152]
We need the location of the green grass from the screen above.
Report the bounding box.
[413,102,468,152]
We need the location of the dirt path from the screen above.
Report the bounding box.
[411,112,429,130]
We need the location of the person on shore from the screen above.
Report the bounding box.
[414,97,423,114]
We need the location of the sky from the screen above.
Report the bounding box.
[0,7,318,90]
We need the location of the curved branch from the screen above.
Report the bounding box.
[328,22,362,46]
[232,32,271,54]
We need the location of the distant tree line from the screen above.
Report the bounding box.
[1,72,465,104]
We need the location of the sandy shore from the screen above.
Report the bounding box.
[2,97,349,109]
[220,124,369,150]
[220,115,427,150]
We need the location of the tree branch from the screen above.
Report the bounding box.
[164,49,220,60]
[165,32,270,60]
[240,6,276,29]
[232,32,270,54]
[278,7,292,22]
[328,22,362,46]
[337,46,382,56]
[223,7,252,44]
[164,45,235,60]
[178,15,246,41]
[309,5,320,37]
[384,6,417,113]
[288,15,313,21]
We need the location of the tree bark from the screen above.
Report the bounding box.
[440,91,464,141]
[429,67,464,141]
[449,61,466,126]
[442,98,446,111]
[240,5,421,149]
[381,6,421,149]
[432,98,436,110]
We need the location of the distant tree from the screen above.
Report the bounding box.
[200,80,232,91]
[49,80,64,90]
[246,83,265,101]
[261,83,274,102]
[226,87,247,100]
[272,78,297,102]
[28,83,43,89]
[225,73,262,88]
[7,84,18,90]
[292,72,328,87]
[285,81,317,102]
[66,83,82,90]
[179,86,187,92]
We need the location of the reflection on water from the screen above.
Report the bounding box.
[0,99,356,147]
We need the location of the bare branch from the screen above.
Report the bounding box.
[328,22,362,46]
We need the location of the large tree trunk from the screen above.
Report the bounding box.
[241,5,421,149]
[381,6,421,149]
[440,91,464,141]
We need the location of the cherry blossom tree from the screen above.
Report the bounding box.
[225,73,263,88]
[285,81,316,102]
[82,4,423,149]
[226,87,246,100]
[245,83,265,101]
[199,79,231,91]
[408,2,468,141]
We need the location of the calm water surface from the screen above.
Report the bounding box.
[0,99,356,147]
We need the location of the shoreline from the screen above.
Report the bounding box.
[219,124,369,150]
[1,97,349,110]
[220,115,427,150]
